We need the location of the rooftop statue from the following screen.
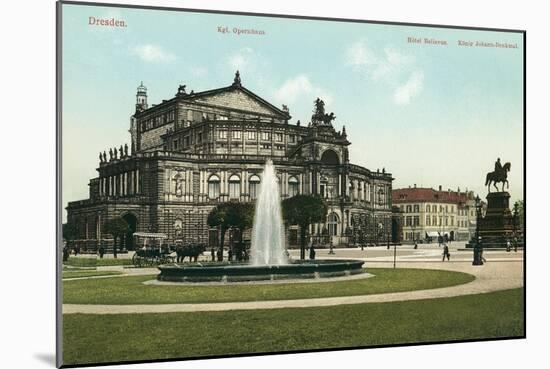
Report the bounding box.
[311,98,336,125]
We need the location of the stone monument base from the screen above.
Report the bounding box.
[466,192,516,249]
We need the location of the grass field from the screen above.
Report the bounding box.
[62,270,122,279]
[63,268,474,304]
[63,257,133,267]
[62,288,524,366]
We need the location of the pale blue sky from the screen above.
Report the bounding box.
[62,4,524,220]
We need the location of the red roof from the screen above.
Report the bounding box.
[392,187,472,205]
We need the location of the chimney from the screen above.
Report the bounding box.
[414,184,417,188]
[438,185,442,191]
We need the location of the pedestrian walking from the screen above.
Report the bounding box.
[442,244,450,261]
[480,249,487,263]
[99,245,105,259]
[309,245,316,260]
[506,239,511,252]
[211,247,215,262]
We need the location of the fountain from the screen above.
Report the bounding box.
[251,159,287,266]
[157,160,364,283]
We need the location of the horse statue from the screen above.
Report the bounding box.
[485,162,511,192]
[175,243,206,263]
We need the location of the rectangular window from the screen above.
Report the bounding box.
[229,182,240,199]
[208,181,220,199]
[289,134,295,143]
[218,130,227,140]
[193,111,202,122]
[261,131,271,140]
[275,133,283,142]
[233,131,241,139]
[249,182,259,200]
[247,131,256,140]
[173,139,178,150]
[426,216,431,226]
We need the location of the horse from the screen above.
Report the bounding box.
[176,243,206,263]
[485,162,511,192]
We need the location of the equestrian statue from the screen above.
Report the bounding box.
[485,158,511,192]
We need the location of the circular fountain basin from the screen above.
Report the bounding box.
[157,259,365,283]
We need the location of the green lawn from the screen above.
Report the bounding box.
[63,268,474,304]
[63,257,133,267]
[63,271,122,279]
[63,288,524,366]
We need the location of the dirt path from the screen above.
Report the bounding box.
[63,259,523,314]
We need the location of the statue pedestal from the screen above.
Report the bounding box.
[469,192,515,248]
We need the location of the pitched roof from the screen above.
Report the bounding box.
[136,82,291,120]
[392,187,472,204]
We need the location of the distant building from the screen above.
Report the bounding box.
[66,72,395,251]
[392,185,480,242]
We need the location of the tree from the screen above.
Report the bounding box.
[282,195,328,260]
[62,223,77,245]
[207,204,231,261]
[207,203,255,261]
[227,203,255,261]
[104,217,129,258]
[513,200,525,237]
[62,223,78,255]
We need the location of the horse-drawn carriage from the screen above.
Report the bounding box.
[132,232,175,267]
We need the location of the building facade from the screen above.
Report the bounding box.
[392,185,478,243]
[66,72,394,251]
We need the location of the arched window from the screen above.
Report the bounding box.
[249,174,261,200]
[228,174,241,199]
[328,212,339,236]
[426,204,430,212]
[321,150,339,165]
[288,176,299,197]
[208,174,220,200]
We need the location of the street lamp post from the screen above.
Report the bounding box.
[513,202,519,252]
[472,195,484,266]
[328,186,335,255]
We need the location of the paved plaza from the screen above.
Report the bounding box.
[63,242,524,314]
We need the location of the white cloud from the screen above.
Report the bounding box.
[394,71,424,105]
[274,75,333,105]
[345,40,423,104]
[227,47,254,71]
[130,44,175,63]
